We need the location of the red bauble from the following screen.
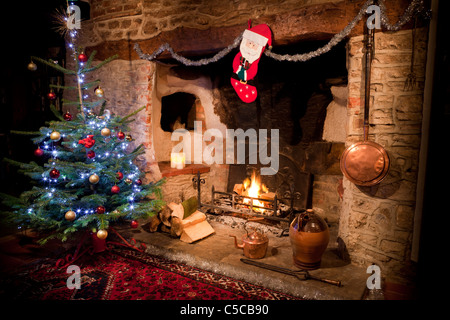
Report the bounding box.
[117,131,125,140]
[87,150,96,159]
[130,220,139,228]
[111,185,120,194]
[96,206,106,214]
[47,91,56,100]
[49,168,60,179]
[63,111,73,121]
[34,148,44,157]
[135,179,142,186]
[78,53,88,62]
[116,172,123,180]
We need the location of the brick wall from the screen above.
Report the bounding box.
[339,28,428,285]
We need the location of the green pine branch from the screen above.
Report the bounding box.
[80,54,118,74]
[31,56,77,75]
[2,158,43,173]
[9,130,41,136]
[119,105,146,123]
[50,104,65,121]
[85,50,97,68]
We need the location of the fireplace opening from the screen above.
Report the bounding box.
[160,92,197,132]
[210,39,348,224]
[153,39,348,225]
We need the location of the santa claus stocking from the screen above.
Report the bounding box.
[231,23,272,103]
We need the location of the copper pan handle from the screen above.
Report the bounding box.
[363,25,375,141]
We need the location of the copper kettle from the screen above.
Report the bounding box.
[230,218,268,259]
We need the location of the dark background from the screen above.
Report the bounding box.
[0,0,68,196]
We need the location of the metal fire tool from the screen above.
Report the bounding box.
[240,258,342,287]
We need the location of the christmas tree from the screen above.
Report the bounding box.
[0,7,164,245]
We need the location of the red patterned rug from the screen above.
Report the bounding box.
[0,247,301,300]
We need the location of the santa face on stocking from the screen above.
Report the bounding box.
[231,24,272,103]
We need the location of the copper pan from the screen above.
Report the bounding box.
[340,27,390,186]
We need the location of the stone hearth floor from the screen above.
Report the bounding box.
[116,214,370,300]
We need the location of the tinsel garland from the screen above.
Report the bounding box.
[134,34,243,66]
[134,0,428,65]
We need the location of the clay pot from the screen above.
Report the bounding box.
[289,209,329,270]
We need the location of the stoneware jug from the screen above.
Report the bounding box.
[289,209,329,270]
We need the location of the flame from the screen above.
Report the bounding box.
[243,171,267,213]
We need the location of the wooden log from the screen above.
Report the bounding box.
[160,225,171,233]
[159,205,173,227]
[168,202,184,220]
[260,192,276,200]
[180,220,215,244]
[181,196,198,219]
[181,210,206,228]
[233,184,243,195]
[170,216,183,237]
[149,214,162,232]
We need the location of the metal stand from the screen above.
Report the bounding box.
[192,170,303,224]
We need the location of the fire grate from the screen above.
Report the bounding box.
[192,171,304,223]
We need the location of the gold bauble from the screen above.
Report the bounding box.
[95,87,104,97]
[89,174,100,184]
[27,61,37,71]
[97,229,108,240]
[50,131,61,141]
[125,134,132,141]
[101,128,111,136]
[124,178,132,185]
[65,210,76,221]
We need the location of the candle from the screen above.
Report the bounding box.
[171,152,185,169]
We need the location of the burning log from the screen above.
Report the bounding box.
[233,184,244,195]
[260,192,276,201]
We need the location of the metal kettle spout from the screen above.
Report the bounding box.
[229,235,244,249]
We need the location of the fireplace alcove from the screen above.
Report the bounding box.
[152,39,348,227]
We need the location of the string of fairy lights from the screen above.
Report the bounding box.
[134,0,429,65]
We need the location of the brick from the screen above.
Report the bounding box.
[347,97,361,109]
[107,6,123,14]
[380,239,406,258]
[370,109,393,125]
[142,19,159,36]
[121,19,132,29]
[108,20,120,29]
[395,95,423,113]
[396,205,415,229]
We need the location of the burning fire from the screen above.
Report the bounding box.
[242,171,268,213]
